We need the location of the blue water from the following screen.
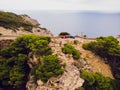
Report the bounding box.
[16,10,120,37]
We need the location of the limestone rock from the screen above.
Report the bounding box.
[26,38,85,90]
[26,75,37,90]
[21,15,40,26]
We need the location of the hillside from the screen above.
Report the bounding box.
[0,11,53,38]
[77,42,114,79]
[0,11,119,90]
[0,37,115,90]
[0,11,33,31]
[26,38,115,90]
[52,38,114,79]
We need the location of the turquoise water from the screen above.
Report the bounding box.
[17,11,120,37]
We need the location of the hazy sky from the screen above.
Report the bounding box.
[0,0,120,12]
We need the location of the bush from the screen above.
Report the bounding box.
[72,49,80,59]
[0,54,29,89]
[80,70,114,90]
[74,40,79,45]
[83,57,87,61]
[82,42,96,51]
[0,34,52,89]
[82,36,120,80]
[0,11,33,31]
[39,36,51,43]
[62,44,80,59]
[11,34,51,55]
[32,55,64,82]
[59,32,70,36]
[62,44,73,54]
[0,47,13,58]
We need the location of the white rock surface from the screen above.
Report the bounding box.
[26,38,85,90]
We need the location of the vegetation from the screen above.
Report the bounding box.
[62,44,80,59]
[0,11,33,31]
[0,53,29,89]
[83,35,87,38]
[59,32,70,36]
[74,40,79,45]
[31,55,64,82]
[0,34,62,89]
[83,57,87,61]
[82,36,120,89]
[82,36,120,58]
[80,70,116,90]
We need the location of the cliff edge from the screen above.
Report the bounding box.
[0,11,53,38]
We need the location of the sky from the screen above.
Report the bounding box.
[0,0,120,13]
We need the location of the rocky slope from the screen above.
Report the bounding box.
[0,38,114,90]
[26,38,114,90]
[0,12,114,90]
[26,38,87,90]
[0,13,53,38]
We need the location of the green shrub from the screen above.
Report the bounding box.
[10,34,51,55]
[83,35,87,38]
[0,11,33,31]
[39,36,51,43]
[83,57,87,61]
[0,47,13,58]
[62,44,73,54]
[74,40,79,45]
[82,42,96,51]
[0,34,52,89]
[59,32,70,36]
[62,44,80,59]
[32,55,64,82]
[80,70,114,90]
[0,54,29,89]
[72,49,80,59]
[82,36,120,80]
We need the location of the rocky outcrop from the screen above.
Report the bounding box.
[0,15,53,38]
[21,15,40,26]
[26,38,88,90]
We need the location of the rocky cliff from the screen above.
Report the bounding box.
[26,38,114,90]
[0,12,53,38]
[26,38,93,90]
[0,12,114,90]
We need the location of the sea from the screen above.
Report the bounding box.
[15,10,120,38]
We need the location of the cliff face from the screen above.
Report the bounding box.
[0,38,114,90]
[21,15,53,36]
[0,14,53,38]
[26,38,90,90]
[26,38,114,90]
[21,15,40,26]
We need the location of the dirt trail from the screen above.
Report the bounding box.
[76,42,114,79]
